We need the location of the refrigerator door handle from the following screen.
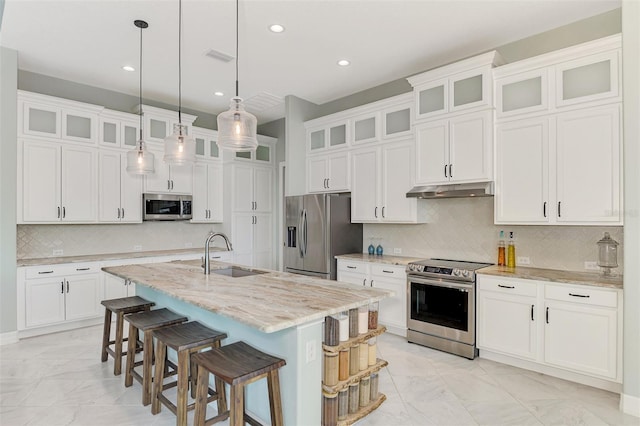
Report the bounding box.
[303,209,308,256]
[298,210,304,258]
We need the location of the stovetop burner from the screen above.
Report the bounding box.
[406,258,492,282]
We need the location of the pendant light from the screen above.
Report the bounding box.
[163,0,196,165]
[216,0,258,152]
[126,20,155,175]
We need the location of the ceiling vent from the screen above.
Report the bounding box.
[204,48,234,63]
[243,92,284,112]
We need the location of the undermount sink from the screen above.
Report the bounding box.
[211,266,268,278]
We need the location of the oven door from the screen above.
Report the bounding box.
[407,275,475,345]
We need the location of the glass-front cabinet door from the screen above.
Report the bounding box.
[352,113,379,145]
[308,128,326,152]
[62,109,97,143]
[328,122,348,148]
[415,78,447,121]
[449,68,489,113]
[383,104,412,139]
[496,69,549,118]
[99,118,119,147]
[555,51,619,108]
[22,102,61,139]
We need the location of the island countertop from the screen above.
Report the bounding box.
[102,260,392,333]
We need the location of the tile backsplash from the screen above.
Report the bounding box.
[363,197,624,273]
[17,222,224,259]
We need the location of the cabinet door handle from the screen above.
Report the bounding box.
[327,178,330,189]
[498,284,515,289]
[62,207,66,218]
[382,207,385,218]
[546,307,549,324]
[57,206,61,218]
[66,280,70,293]
[444,165,448,178]
[347,266,356,269]
[121,208,125,218]
[76,267,90,271]
[117,208,121,219]
[168,180,171,190]
[382,270,394,274]
[531,305,534,321]
[543,202,547,218]
[61,281,64,294]
[569,293,590,298]
[374,207,378,218]
[557,201,561,218]
[370,280,374,287]
[449,164,453,178]
[171,180,174,190]
[363,278,366,286]
[38,270,54,274]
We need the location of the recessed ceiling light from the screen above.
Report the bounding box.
[122,65,135,72]
[214,91,224,97]
[269,24,285,33]
[337,59,350,67]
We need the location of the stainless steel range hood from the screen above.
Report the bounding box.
[406,182,494,199]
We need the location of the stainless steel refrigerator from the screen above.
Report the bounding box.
[284,194,362,280]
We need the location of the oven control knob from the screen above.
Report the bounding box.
[462,270,470,278]
[452,268,460,276]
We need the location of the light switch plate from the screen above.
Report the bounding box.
[305,340,316,363]
[184,242,193,248]
[134,245,142,251]
[584,261,599,270]
[393,248,402,254]
[52,249,63,256]
[517,256,530,265]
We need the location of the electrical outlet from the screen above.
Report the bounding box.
[52,249,63,256]
[517,256,530,265]
[184,242,193,248]
[393,248,402,255]
[134,245,142,251]
[305,340,316,363]
[584,261,599,270]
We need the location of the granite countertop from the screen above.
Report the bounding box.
[103,260,392,333]
[17,247,230,267]
[335,253,424,266]
[478,265,623,289]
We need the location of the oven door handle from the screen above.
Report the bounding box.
[408,276,473,291]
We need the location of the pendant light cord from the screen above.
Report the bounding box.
[139,22,143,145]
[235,0,239,97]
[178,0,182,124]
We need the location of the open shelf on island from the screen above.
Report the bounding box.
[322,359,388,393]
[323,325,387,353]
[337,393,387,426]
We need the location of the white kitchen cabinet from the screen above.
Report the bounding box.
[555,50,619,108]
[138,105,197,145]
[232,164,272,213]
[352,112,380,145]
[99,111,140,149]
[351,140,425,223]
[19,139,97,223]
[337,259,407,336]
[381,103,412,139]
[415,110,492,185]
[307,152,350,193]
[61,108,98,144]
[103,273,135,301]
[192,127,221,161]
[477,275,538,361]
[98,151,142,223]
[21,263,102,329]
[144,150,193,194]
[192,163,223,222]
[232,213,272,269]
[408,51,502,122]
[307,120,349,154]
[496,69,549,118]
[231,138,274,166]
[477,272,622,389]
[495,105,622,225]
[21,100,61,139]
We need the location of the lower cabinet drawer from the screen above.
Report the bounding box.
[477,275,538,297]
[370,264,405,279]
[545,284,618,308]
[337,260,367,274]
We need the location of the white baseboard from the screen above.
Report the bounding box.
[0,331,19,345]
[621,393,640,418]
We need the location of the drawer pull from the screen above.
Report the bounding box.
[569,293,590,298]
[38,271,54,274]
[531,305,534,321]
[382,270,394,274]
[362,278,366,286]
[347,266,356,269]
[498,284,515,289]
[76,267,90,271]
[546,307,549,324]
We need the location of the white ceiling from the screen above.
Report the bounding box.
[0,0,620,124]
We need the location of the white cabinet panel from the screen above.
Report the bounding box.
[61,146,97,222]
[233,165,254,211]
[65,274,102,321]
[327,153,350,192]
[351,149,378,222]
[21,140,61,222]
[448,111,492,182]
[144,152,192,194]
[307,152,350,193]
[98,151,122,222]
[192,163,223,222]
[415,119,448,185]
[25,278,65,327]
[254,167,273,213]
[381,142,418,222]
[103,273,129,301]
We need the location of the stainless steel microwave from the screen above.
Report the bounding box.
[143,194,192,221]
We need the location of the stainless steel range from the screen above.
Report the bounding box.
[406,259,492,359]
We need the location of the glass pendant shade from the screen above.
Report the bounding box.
[216,97,258,152]
[126,140,155,174]
[164,123,196,165]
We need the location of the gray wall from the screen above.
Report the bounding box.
[0,46,18,335]
[622,0,640,412]
[284,95,320,196]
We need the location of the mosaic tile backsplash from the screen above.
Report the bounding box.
[18,198,623,274]
[363,197,624,273]
[17,222,224,259]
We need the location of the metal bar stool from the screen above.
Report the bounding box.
[151,321,228,426]
[101,296,155,375]
[192,341,286,426]
[124,308,188,406]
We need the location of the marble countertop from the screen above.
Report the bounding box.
[103,260,392,333]
[478,265,623,289]
[335,253,424,266]
[17,247,230,267]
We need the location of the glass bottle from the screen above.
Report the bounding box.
[497,230,506,266]
[507,231,516,268]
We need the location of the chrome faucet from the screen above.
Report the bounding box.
[204,232,233,275]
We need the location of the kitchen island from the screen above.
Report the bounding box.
[102,259,391,425]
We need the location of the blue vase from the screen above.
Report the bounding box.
[368,244,375,255]
[376,245,383,256]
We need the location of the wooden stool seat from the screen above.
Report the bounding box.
[192,341,286,426]
[101,296,155,375]
[124,308,188,406]
[151,322,228,426]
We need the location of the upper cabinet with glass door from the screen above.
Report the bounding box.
[136,104,197,145]
[19,91,103,144]
[225,134,276,165]
[407,51,504,123]
[306,120,349,154]
[494,34,621,120]
[192,127,221,162]
[99,110,141,150]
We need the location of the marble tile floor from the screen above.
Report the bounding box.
[0,325,638,426]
